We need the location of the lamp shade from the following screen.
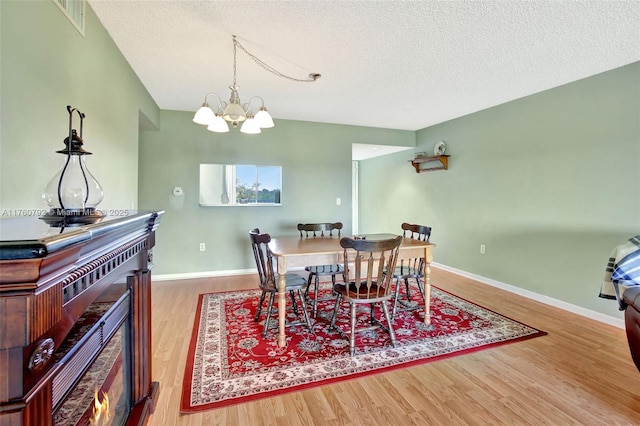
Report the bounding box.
[193,105,215,125]
[254,108,274,128]
[240,117,261,134]
[222,102,246,122]
[207,114,230,133]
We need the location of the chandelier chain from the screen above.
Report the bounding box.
[232,36,237,86]
[233,36,320,83]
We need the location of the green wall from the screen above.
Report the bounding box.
[0,1,159,214]
[139,110,414,274]
[359,62,640,318]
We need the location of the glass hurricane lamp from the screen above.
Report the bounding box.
[41,106,104,226]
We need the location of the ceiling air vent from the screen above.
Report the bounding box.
[52,0,85,36]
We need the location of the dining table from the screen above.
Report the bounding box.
[268,233,435,347]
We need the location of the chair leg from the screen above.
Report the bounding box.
[312,273,321,318]
[255,290,267,322]
[381,300,397,348]
[263,292,275,338]
[349,302,357,356]
[370,303,375,325]
[416,276,425,300]
[297,288,313,331]
[392,277,401,319]
[404,278,412,300]
[329,293,342,329]
[304,272,314,300]
[290,290,298,315]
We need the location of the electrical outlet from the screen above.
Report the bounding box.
[480,244,486,254]
[199,243,206,252]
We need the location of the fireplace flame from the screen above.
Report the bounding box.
[89,388,110,426]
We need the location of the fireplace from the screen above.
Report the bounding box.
[53,289,131,426]
[0,211,162,426]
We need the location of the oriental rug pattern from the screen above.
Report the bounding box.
[181,285,545,412]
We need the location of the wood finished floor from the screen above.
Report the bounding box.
[148,268,640,425]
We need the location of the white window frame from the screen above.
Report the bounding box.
[52,0,86,37]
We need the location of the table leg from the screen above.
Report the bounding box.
[423,247,433,324]
[276,256,288,347]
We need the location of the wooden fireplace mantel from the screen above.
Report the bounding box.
[0,210,163,426]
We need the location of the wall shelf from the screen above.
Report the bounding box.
[409,155,450,173]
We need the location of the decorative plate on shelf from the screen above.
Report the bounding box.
[434,141,446,156]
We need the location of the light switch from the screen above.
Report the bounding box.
[336,197,341,205]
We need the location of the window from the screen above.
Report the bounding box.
[53,0,85,36]
[199,164,282,206]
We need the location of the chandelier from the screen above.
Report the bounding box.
[193,35,321,134]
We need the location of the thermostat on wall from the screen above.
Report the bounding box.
[172,187,183,197]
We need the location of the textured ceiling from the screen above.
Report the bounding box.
[88,1,640,132]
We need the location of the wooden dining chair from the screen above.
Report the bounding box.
[391,223,432,318]
[329,235,402,356]
[297,222,344,318]
[249,228,312,338]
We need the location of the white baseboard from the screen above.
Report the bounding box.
[152,269,257,281]
[431,262,624,329]
[152,266,308,282]
[153,263,625,329]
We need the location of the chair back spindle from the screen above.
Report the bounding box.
[298,222,343,238]
[401,222,431,242]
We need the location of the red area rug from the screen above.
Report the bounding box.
[181,284,546,412]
